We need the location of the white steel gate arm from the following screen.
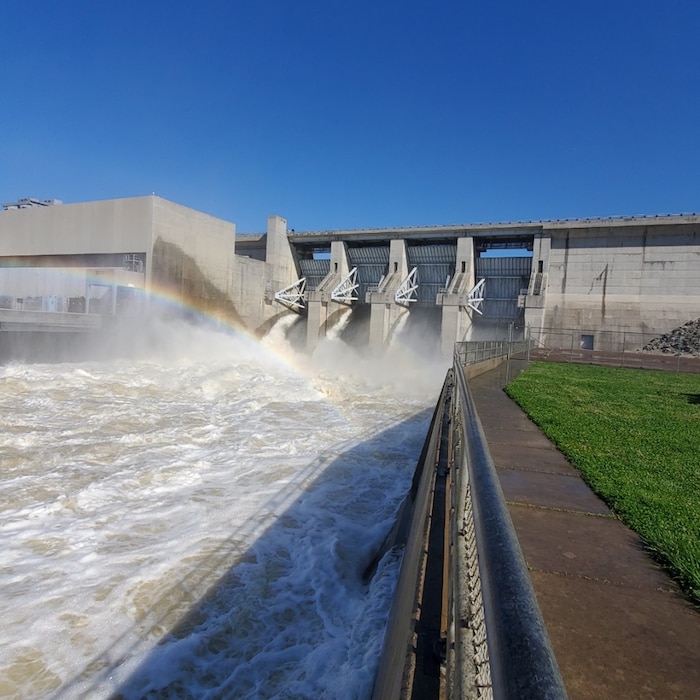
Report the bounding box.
[274,278,307,311]
[467,278,486,314]
[395,267,419,305]
[331,268,359,302]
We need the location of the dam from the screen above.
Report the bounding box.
[1,196,699,697]
[1,196,699,360]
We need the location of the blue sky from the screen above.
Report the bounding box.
[1,1,698,232]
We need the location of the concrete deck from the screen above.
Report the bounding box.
[468,362,700,700]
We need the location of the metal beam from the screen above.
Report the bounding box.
[331,268,359,303]
[467,278,486,314]
[274,278,307,311]
[395,267,419,306]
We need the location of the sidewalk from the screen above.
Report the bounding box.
[468,361,700,700]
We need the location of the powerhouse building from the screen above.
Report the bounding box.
[0,196,296,337]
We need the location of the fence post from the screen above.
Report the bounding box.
[570,330,575,364]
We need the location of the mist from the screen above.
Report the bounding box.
[0,305,444,699]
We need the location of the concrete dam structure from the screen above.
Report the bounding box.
[279,215,700,355]
[1,195,698,358]
[2,197,699,697]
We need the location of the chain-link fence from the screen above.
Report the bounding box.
[456,325,700,374]
[526,326,700,373]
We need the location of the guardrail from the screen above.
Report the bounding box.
[370,372,452,699]
[371,353,567,699]
[449,359,567,699]
[454,339,532,367]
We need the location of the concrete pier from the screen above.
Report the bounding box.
[305,241,353,350]
[367,240,411,352]
[437,236,476,355]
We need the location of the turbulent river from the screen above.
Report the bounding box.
[0,319,446,699]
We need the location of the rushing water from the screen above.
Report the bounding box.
[0,319,445,699]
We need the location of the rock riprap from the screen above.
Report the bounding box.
[642,318,700,356]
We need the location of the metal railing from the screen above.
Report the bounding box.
[455,339,532,366]
[449,360,567,699]
[371,356,567,699]
[371,374,452,699]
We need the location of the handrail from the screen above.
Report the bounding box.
[454,338,533,366]
[370,356,566,698]
[451,358,567,699]
[370,373,451,699]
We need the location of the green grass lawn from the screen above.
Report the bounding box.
[504,362,700,605]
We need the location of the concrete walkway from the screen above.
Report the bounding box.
[468,361,700,700]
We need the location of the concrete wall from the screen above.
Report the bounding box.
[522,233,549,328]
[0,196,153,255]
[304,241,353,349]
[367,239,410,351]
[232,215,302,335]
[542,222,700,341]
[232,254,267,330]
[0,197,304,337]
[438,236,476,354]
[149,197,239,323]
[0,196,244,327]
[264,215,298,291]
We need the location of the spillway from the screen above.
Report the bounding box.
[391,307,442,356]
[0,320,446,699]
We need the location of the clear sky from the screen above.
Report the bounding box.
[1,0,698,232]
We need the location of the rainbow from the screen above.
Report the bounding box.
[0,260,313,379]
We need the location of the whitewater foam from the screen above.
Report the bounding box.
[0,324,442,699]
